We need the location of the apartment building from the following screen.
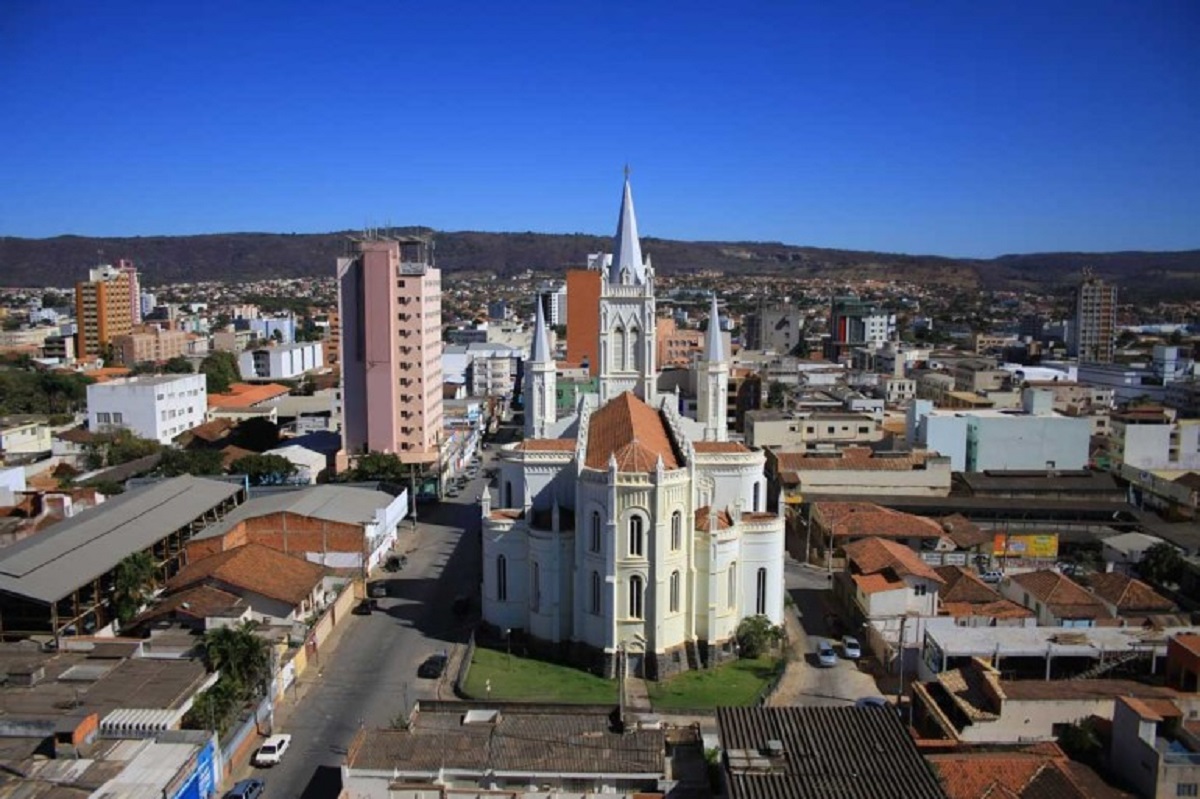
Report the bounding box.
[111,326,190,365]
[338,236,443,464]
[75,264,136,359]
[87,374,207,444]
[1070,273,1116,363]
[238,341,323,381]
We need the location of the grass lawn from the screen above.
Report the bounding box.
[462,646,618,704]
[648,656,783,710]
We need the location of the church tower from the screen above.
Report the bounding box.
[524,298,557,438]
[697,293,729,441]
[598,174,657,405]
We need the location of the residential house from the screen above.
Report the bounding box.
[1086,572,1177,622]
[926,743,1132,799]
[999,571,1112,628]
[261,443,326,484]
[1102,532,1168,574]
[167,543,328,625]
[0,417,53,461]
[934,566,1035,627]
[1166,634,1200,693]
[839,536,944,669]
[206,382,289,423]
[1110,696,1200,799]
[809,501,948,567]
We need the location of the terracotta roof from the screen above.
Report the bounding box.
[1087,573,1175,614]
[692,441,750,453]
[184,418,235,443]
[168,543,326,606]
[1174,633,1200,657]
[941,599,1034,620]
[1174,471,1200,490]
[775,447,928,472]
[936,566,1005,604]
[853,573,904,594]
[82,366,133,383]
[584,392,678,472]
[514,439,577,452]
[1008,571,1112,621]
[999,679,1177,701]
[927,747,1125,799]
[55,426,97,444]
[1119,696,1182,722]
[814,501,947,540]
[937,514,992,549]
[695,506,733,531]
[220,445,257,468]
[843,536,945,584]
[489,509,523,521]
[133,584,245,625]
[207,382,290,409]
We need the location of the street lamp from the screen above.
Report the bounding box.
[504,628,512,669]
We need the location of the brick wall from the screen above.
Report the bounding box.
[185,512,365,563]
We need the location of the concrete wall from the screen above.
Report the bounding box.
[87,374,206,444]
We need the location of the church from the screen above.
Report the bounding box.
[480,177,785,679]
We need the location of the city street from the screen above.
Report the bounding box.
[241,470,486,799]
[769,558,883,707]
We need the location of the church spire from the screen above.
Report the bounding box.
[531,297,551,363]
[609,172,645,285]
[705,293,724,363]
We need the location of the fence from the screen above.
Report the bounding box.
[453,632,476,699]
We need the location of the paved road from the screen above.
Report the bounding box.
[768,558,882,707]
[244,470,486,799]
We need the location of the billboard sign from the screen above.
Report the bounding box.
[992,533,1058,559]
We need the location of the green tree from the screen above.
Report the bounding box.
[735,615,785,659]
[202,624,271,696]
[163,356,194,374]
[200,351,240,394]
[766,381,787,409]
[344,451,409,482]
[112,551,157,625]
[129,361,158,376]
[230,417,281,452]
[1139,542,1184,586]
[1057,718,1103,768]
[229,453,298,486]
[105,430,164,465]
[159,448,225,477]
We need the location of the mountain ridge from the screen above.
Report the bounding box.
[2,232,1198,302]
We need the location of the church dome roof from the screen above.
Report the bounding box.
[585,392,679,472]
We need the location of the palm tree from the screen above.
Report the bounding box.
[112,551,157,625]
[202,624,271,698]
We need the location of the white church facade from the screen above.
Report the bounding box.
[481,177,785,679]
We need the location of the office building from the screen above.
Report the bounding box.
[1070,272,1116,363]
[566,266,602,376]
[87,374,207,444]
[825,296,894,362]
[338,236,443,464]
[75,264,136,359]
[537,281,568,327]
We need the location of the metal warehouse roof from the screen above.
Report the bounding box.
[716,706,947,799]
[190,484,399,541]
[0,476,242,604]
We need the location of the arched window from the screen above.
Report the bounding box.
[531,561,540,613]
[590,511,601,553]
[591,571,601,615]
[614,327,627,371]
[728,561,737,609]
[628,515,644,557]
[756,567,768,615]
[629,326,641,371]
[670,570,680,613]
[629,575,644,619]
[497,555,508,602]
[670,511,682,551]
[504,481,513,508]
[753,482,761,512]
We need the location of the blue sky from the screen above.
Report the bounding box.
[1,2,1197,257]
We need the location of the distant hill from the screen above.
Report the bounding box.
[2,231,1197,302]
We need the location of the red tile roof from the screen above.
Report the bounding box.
[515,439,577,452]
[1087,573,1175,614]
[1009,571,1112,621]
[843,537,945,584]
[133,585,245,625]
[936,566,1006,604]
[692,441,750,453]
[937,514,992,549]
[1174,633,1200,657]
[695,506,734,531]
[585,392,678,472]
[776,447,930,472]
[814,502,946,540]
[208,382,291,409]
[169,543,326,606]
[941,599,1035,620]
[853,573,904,594]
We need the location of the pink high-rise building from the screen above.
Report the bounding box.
[337,236,444,464]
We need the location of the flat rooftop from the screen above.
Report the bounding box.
[925,619,1196,659]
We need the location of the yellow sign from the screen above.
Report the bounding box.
[993,533,1058,559]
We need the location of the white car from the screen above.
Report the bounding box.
[252,734,291,767]
[842,636,861,660]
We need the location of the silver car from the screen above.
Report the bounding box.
[817,640,838,668]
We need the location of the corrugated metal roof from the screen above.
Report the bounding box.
[0,476,242,604]
[717,706,946,799]
[190,484,397,542]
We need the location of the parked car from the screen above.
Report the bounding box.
[816,640,838,668]
[252,734,291,767]
[353,598,377,615]
[418,653,448,679]
[842,636,861,660]
[979,570,1003,584]
[855,696,890,709]
[369,581,387,598]
[224,779,265,799]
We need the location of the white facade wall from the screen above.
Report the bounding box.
[87,374,207,444]
[0,422,52,455]
[968,415,1090,471]
[923,414,969,471]
[238,342,323,381]
[263,445,326,484]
